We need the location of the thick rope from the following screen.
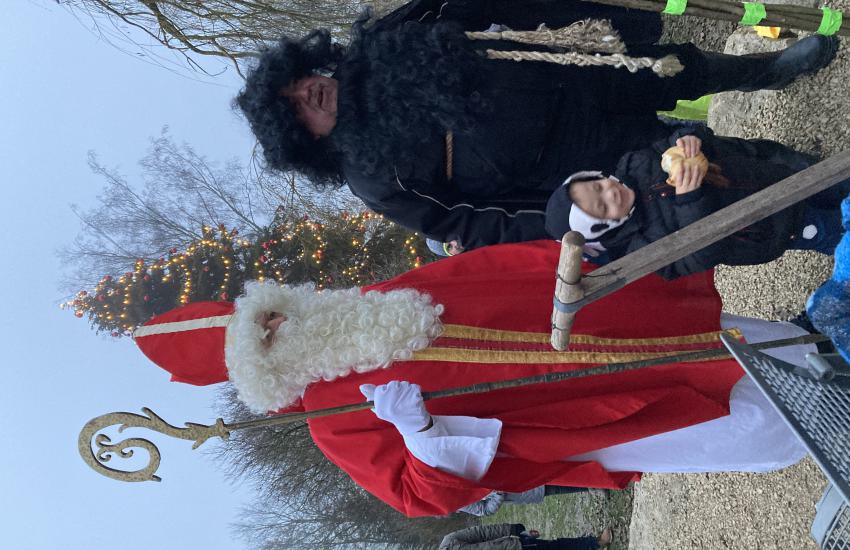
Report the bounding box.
[467,18,681,77]
[484,49,684,77]
[465,19,627,54]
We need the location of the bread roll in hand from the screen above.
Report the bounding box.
[661,146,709,186]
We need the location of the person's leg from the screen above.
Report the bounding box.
[582,36,838,113]
[683,35,839,96]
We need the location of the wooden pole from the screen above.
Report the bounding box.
[551,232,586,351]
[80,333,829,482]
[580,0,850,37]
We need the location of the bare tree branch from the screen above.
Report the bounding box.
[58,128,313,291]
[57,0,382,77]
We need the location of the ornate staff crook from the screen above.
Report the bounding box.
[79,332,828,483]
[77,410,229,482]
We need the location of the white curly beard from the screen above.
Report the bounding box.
[224,281,443,413]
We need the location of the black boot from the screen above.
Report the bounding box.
[787,310,837,354]
[698,35,838,93]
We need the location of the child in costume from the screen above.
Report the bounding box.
[545,126,848,279]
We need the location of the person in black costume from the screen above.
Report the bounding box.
[236,0,838,250]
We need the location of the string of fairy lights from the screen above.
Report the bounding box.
[63,213,423,336]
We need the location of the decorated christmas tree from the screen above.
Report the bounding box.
[66,212,430,336]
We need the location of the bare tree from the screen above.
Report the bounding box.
[57,0,377,76]
[59,128,309,291]
[212,385,473,550]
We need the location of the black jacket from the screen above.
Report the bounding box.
[603,126,813,279]
[343,1,713,250]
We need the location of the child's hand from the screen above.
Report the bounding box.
[676,135,702,158]
[674,162,704,195]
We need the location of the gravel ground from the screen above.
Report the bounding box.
[629,7,850,550]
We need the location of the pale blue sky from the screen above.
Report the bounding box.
[1,2,262,548]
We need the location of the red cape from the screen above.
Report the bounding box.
[299,240,742,516]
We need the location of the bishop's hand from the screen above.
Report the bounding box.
[359,381,433,435]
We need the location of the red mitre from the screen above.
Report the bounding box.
[133,301,234,385]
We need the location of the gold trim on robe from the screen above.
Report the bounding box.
[411,325,742,364]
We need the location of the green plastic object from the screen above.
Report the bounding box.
[662,0,687,15]
[740,2,767,26]
[657,95,713,122]
[818,6,843,36]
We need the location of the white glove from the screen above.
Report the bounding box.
[359,380,432,435]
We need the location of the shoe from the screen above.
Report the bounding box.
[701,35,839,93]
[597,527,613,548]
[764,34,839,90]
[786,309,837,354]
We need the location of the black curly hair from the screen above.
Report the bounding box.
[331,19,488,183]
[236,28,346,188]
[237,16,489,189]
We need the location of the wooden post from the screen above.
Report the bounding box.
[551,231,586,351]
[579,0,850,37]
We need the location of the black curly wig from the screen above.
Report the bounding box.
[237,16,489,189]
[331,19,488,183]
[236,29,346,188]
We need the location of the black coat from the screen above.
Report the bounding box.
[344,1,715,250]
[603,126,813,279]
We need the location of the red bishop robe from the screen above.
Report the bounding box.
[296,240,743,517]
